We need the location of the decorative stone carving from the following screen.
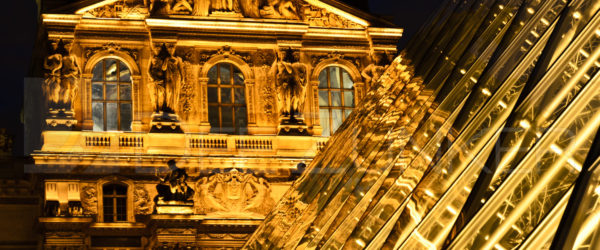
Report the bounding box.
[195,169,275,217]
[149,44,186,132]
[85,0,148,19]
[261,86,276,121]
[43,39,80,128]
[272,48,308,119]
[300,3,363,28]
[80,185,98,215]
[361,53,390,89]
[155,160,194,203]
[84,43,139,62]
[260,0,300,19]
[133,185,153,215]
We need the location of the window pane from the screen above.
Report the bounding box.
[208,106,220,132]
[342,69,353,89]
[92,62,104,81]
[208,66,218,84]
[235,107,248,135]
[331,91,342,106]
[234,88,245,104]
[120,103,132,131]
[207,87,218,103]
[116,198,126,221]
[221,107,234,134]
[220,64,231,85]
[319,91,329,106]
[92,102,104,131]
[233,67,244,85]
[105,59,118,81]
[221,88,232,104]
[119,62,131,82]
[107,103,118,131]
[92,83,104,100]
[103,197,113,222]
[319,69,328,88]
[106,84,118,101]
[115,185,127,195]
[120,84,131,101]
[343,91,354,107]
[344,109,353,119]
[103,185,113,195]
[329,67,340,88]
[320,109,330,136]
[331,109,343,134]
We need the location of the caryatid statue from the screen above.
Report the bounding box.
[43,39,80,114]
[361,53,388,89]
[148,44,185,116]
[271,49,308,121]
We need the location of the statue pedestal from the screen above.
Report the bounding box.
[150,113,183,133]
[278,117,309,136]
[45,110,77,130]
[155,200,194,215]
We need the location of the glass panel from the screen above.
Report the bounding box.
[105,59,118,81]
[92,61,104,81]
[220,64,231,85]
[221,88,232,104]
[103,185,113,194]
[343,91,354,107]
[344,109,352,119]
[103,198,113,222]
[208,106,220,132]
[106,84,118,101]
[320,109,330,136]
[115,185,127,195]
[233,67,244,85]
[92,83,103,100]
[116,197,126,221]
[319,91,329,106]
[106,103,118,131]
[329,67,340,88]
[234,88,245,104]
[331,109,343,134]
[208,66,218,84]
[235,107,248,135]
[319,69,328,88]
[331,91,342,106]
[221,107,234,134]
[207,87,218,103]
[120,84,131,101]
[92,102,104,131]
[342,69,354,89]
[120,103,132,131]
[119,62,131,82]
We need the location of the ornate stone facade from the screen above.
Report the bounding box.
[32,0,402,248]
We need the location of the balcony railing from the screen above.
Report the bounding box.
[40,131,329,157]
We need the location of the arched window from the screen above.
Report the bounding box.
[91,59,132,131]
[318,66,355,136]
[102,183,127,222]
[207,63,247,134]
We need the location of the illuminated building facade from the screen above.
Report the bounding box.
[246,0,600,249]
[28,0,402,249]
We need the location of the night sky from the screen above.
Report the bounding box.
[0,0,443,155]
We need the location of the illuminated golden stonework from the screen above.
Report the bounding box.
[30,0,402,249]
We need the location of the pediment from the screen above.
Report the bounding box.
[75,0,369,28]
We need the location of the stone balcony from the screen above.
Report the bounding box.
[32,131,329,171]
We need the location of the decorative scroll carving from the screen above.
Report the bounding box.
[195,169,275,217]
[43,39,80,121]
[85,0,148,19]
[80,185,98,215]
[84,43,139,62]
[250,49,276,67]
[261,86,276,121]
[271,48,308,119]
[133,185,152,215]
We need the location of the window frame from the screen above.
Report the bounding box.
[102,183,128,223]
[206,62,248,135]
[318,66,355,136]
[91,58,133,132]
